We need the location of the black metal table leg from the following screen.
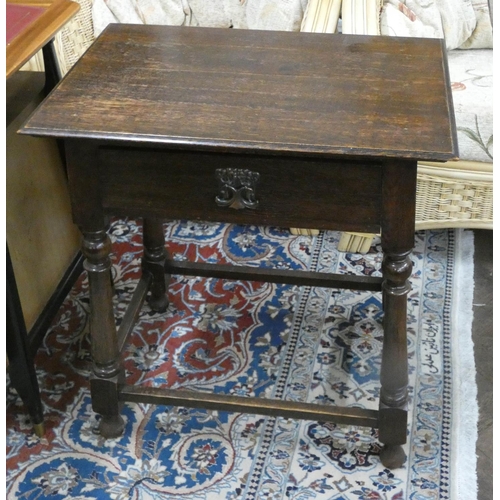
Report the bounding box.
[6,245,45,437]
[42,39,66,172]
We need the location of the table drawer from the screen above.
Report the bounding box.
[98,147,382,233]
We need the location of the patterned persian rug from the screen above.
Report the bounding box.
[6,221,477,499]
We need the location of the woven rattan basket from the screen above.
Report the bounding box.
[415,162,493,230]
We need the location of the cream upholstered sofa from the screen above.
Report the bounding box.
[27,0,492,252]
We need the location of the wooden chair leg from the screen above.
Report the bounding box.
[338,231,376,253]
[289,228,320,236]
[290,230,375,254]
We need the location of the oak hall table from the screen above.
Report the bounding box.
[21,24,458,468]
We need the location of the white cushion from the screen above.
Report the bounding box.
[92,0,308,36]
[448,49,493,162]
[380,0,477,50]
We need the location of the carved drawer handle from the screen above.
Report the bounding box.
[215,168,260,210]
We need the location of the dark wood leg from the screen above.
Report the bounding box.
[82,229,124,438]
[142,218,169,313]
[379,250,411,468]
[378,160,417,468]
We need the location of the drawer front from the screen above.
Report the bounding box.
[99,147,382,233]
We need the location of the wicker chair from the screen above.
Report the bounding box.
[334,0,493,252]
[25,0,493,252]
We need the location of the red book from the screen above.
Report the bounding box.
[6,4,46,44]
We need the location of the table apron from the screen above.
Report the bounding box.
[95,146,383,233]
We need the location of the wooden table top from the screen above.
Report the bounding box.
[22,24,458,162]
[6,0,80,79]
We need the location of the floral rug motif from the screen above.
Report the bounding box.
[6,221,476,499]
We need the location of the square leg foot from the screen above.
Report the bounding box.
[379,444,406,469]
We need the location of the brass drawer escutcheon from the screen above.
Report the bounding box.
[215,168,260,210]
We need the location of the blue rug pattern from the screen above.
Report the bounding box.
[6,221,462,499]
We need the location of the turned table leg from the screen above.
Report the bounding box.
[83,229,125,438]
[379,250,411,468]
[143,218,169,313]
[378,160,417,468]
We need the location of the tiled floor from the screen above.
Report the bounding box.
[470,229,493,500]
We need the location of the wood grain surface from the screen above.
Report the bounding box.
[97,146,383,232]
[22,24,458,161]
